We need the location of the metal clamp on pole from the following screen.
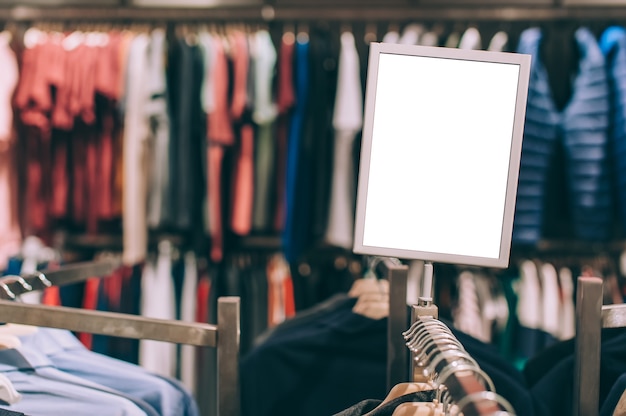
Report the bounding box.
[411,261,438,382]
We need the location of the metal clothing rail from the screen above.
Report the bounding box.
[0,260,241,416]
[574,277,626,416]
[378,256,514,415]
[403,315,514,415]
[3,4,626,21]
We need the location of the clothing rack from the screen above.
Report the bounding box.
[0,260,241,416]
[3,4,626,22]
[574,276,626,416]
[380,256,514,414]
[408,266,511,414]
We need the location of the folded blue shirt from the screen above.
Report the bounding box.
[0,347,151,416]
[20,328,198,416]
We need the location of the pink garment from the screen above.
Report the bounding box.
[50,132,69,218]
[207,38,234,145]
[228,31,254,235]
[0,37,21,269]
[208,145,225,262]
[273,36,296,231]
[229,31,249,121]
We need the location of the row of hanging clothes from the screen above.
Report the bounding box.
[241,252,626,416]
[430,252,626,372]
[3,18,626,282]
[0,234,299,381]
[0,19,367,273]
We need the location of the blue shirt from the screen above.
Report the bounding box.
[20,328,198,416]
[0,346,152,416]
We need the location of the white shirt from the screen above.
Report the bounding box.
[122,34,150,265]
[252,30,278,125]
[325,32,362,249]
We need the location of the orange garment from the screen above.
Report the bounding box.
[207,38,234,145]
[207,37,234,262]
[41,286,61,307]
[208,145,225,262]
[229,31,249,121]
[78,277,101,349]
[231,125,254,235]
[229,31,254,236]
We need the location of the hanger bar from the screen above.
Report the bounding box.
[409,320,506,415]
[0,259,121,296]
[2,5,626,22]
[602,303,626,329]
[427,335,500,415]
[38,259,121,288]
[0,299,219,346]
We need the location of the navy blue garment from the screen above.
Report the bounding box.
[113,264,142,365]
[600,26,626,236]
[242,294,533,416]
[282,36,310,263]
[240,296,387,416]
[3,258,21,276]
[0,409,24,416]
[514,27,612,244]
[601,373,626,416]
[525,327,626,415]
[91,275,111,356]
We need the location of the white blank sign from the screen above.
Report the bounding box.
[354,44,530,267]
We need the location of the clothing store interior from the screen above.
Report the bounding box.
[2,0,626,415]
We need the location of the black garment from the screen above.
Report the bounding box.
[242,294,533,416]
[253,293,351,347]
[333,391,437,416]
[240,296,387,416]
[0,409,25,416]
[111,264,143,364]
[305,25,340,241]
[524,327,626,416]
[166,38,205,232]
[601,373,626,416]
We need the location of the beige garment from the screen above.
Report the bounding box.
[614,389,626,416]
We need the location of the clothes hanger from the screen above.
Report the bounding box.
[352,291,388,320]
[452,391,516,415]
[349,257,384,297]
[392,401,446,416]
[363,382,438,416]
[364,22,377,44]
[296,22,309,43]
[0,373,21,405]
